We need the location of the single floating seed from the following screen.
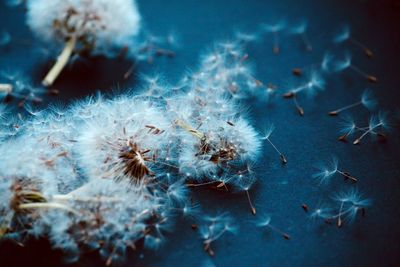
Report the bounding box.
[292,68,302,76]
[367,75,378,83]
[301,204,309,212]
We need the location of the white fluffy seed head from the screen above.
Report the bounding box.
[27,0,141,54]
[74,96,176,184]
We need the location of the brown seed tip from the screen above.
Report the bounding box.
[297,107,304,116]
[191,224,198,230]
[337,218,342,228]
[283,234,291,240]
[283,92,294,98]
[364,48,373,58]
[353,139,361,145]
[280,154,287,164]
[48,89,59,96]
[338,135,348,142]
[292,68,302,76]
[301,204,309,212]
[273,46,280,54]
[216,182,225,188]
[251,207,257,216]
[328,111,338,116]
[367,75,378,83]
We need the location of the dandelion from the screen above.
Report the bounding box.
[283,71,325,115]
[198,212,237,256]
[261,123,287,164]
[256,214,290,240]
[261,20,286,54]
[313,156,358,184]
[331,188,370,227]
[290,20,312,51]
[312,189,370,227]
[75,96,177,185]
[333,24,374,58]
[324,52,377,83]
[328,89,377,116]
[353,111,390,145]
[27,0,141,86]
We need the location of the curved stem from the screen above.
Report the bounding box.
[0,84,12,94]
[42,36,77,87]
[18,202,80,216]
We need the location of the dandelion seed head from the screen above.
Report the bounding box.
[75,96,175,184]
[27,0,141,55]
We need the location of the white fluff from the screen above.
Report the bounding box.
[27,0,141,53]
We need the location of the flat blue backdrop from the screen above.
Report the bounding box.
[0,0,400,266]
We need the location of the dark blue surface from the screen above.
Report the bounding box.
[1,1,400,267]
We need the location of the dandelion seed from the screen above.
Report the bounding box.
[290,20,312,51]
[292,68,302,76]
[27,0,141,86]
[334,24,374,58]
[313,156,358,184]
[301,204,309,212]
[245,189,257,215]
[328,89,377,116]
[261,20,286,54]
[330,188,371,227]
[353,111,390,145]
[261,124,287,164]
[326,52,377,83]
[256,214,290,240]
[199,212,237,256]
[283,71,325,115]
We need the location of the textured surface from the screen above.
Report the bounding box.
[1,0,400,266]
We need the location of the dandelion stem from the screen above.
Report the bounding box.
[349,65,377,83]
[206,228,227,243]
[245,189,256,215]
[349,38,373,58]
[18,202,80,216]
[267,224,290,239]
[263,137,287,164]
[353,123,382,145]
[337,201,345,227]
[175,120,205,139]
[0,84,12,94]
[293,95,304,116]
[43,36,77,87]
[336,170,358,182]
[329,101,361,115]
[52,195,121,203]
[301,33,312,52]
[273,32,280,54]
[186,181,223,187]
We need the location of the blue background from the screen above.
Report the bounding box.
[1,0,400,266]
